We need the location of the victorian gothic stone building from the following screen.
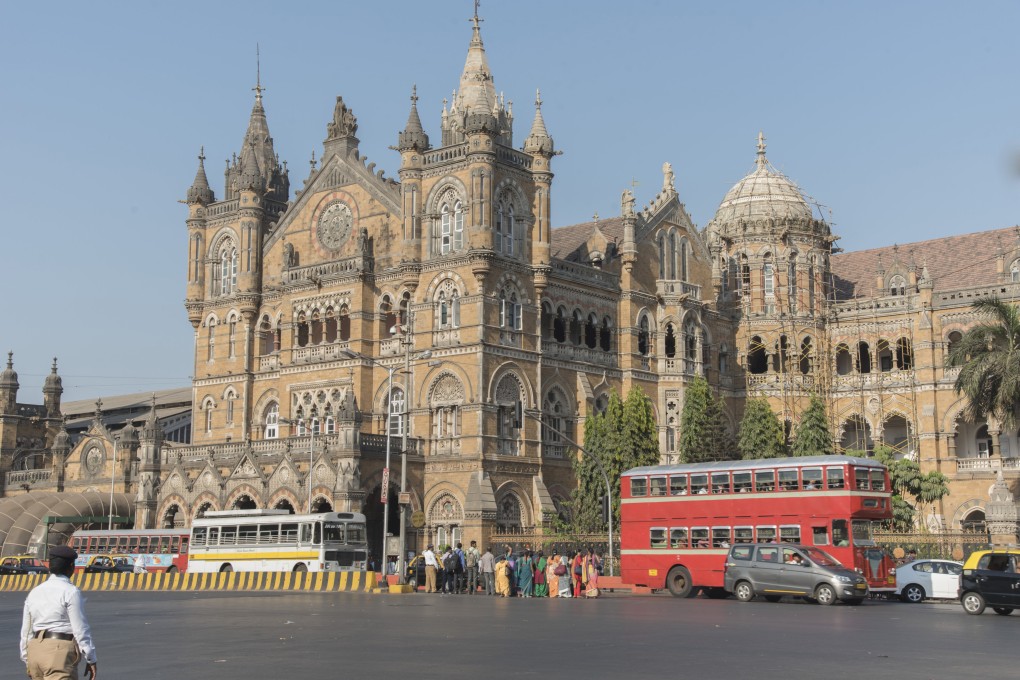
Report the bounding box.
[2,14,1018,557]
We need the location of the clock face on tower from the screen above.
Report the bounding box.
[316,200,354,251]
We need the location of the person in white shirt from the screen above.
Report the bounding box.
[422,544,438,593]
[132,555,147,574]
[21,545,98,680]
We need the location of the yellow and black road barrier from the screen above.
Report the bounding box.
[0,570,377,593]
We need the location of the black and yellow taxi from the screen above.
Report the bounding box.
[958,548,1020,616]
[0,555,48,575]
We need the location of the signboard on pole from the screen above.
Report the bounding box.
[381,467,390,503]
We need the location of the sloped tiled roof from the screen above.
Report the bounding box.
[550,217,625,261]
[830,225,1020,300]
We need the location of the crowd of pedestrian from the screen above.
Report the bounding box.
[415,542,604,598]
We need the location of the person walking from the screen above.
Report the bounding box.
[20,545,98,680]
[494,556,512,597]
[464,541,481,594]
[453,543,466,593]
[441,546,458,594]
[422,544,438,594]
[479,546,495,595]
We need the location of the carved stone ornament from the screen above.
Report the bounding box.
[84,447,104,475]
[317,200,354,251]
[495,375,520,405]
[326,96,358,139]
[235,459,258,477]
[202,470,213,485]
[279,467,291,483]
[431,374,465,404]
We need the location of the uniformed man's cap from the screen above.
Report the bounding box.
[50,545,77,561]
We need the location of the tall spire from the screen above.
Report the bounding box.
[397,84,430,151]
[186,147,215,205]
[524,89,554,154]
[456,3,497,116]
[756,130,768,170]
[253,43,264,105]
[224,53,289,200]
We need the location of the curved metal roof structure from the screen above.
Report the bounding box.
[0,492,134,557]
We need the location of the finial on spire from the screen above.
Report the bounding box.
[471,0,483,30]
[309,149,316,171]
[199,146,205,163]
[593,210,599,222]
[756,130,767,168]
[535,88,542,109]
[253,44,264,103]
[411,84,418,106]
[5,351,11,369]
[51,357,58,373]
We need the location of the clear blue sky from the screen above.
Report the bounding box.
[2,0,1017,402]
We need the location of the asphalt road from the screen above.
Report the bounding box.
[2,590,1016,679]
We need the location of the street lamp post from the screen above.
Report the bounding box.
[279,416,317,514]
[108,436,120,531]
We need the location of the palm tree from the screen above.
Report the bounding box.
[948,296,1020,430]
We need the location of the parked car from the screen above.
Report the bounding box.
[82,554,138,574]
[724,543,868,605]
[895,559,963,603]
[0,555,48,575]
[959,549,1020,616]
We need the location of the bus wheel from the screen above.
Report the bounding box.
[704,587,730,599]
[665,566,694,598]
[166,566,178,575]
[814,584,836,606]
[734,581,755,602]
[293,563,307,573]
[220,564,233,574]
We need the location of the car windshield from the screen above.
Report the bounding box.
[20,559,42,567]
[802,548,843,568]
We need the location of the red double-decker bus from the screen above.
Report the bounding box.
[69,529,190,573]
[620,455,896,597]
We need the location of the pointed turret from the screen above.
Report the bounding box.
[224,77,289,200]
[186,147,215,205]
[397,85,430,152]
[0,351,19,414]
[43,357,62,418]
[523,89,554,155]
[140,394,164,444]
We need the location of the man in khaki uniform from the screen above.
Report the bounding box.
[20,545,98,680]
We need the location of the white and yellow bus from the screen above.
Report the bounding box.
[188,510,368,573]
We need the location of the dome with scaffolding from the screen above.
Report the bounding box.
[707,133,824,235]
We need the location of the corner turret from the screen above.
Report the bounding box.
[0,352,19,414]
[42,357,62,418]
[186,148,215,206]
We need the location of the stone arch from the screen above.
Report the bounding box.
[950,498,987,531]
[267,488,300,513]
[426,489,465,524]
[424,176,469,214]
[838,414,874,453]
[493,271,531,304]
[487,362,535,408]
[941,396,972,436]
[225,485,262,510]
[417,363,473,408]
[207,227,240,259]
[424,269,470,299]
[493,176,531,216]
[160,497,187,529]
[191,494,219,520]
[310,496,333,513]
[494,482,532,528]
[428,372,466,406]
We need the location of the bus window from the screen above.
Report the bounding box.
[258,525,279,544]
[854,468,870,490]
[323,522,346,543]
[208,528,220,546]
[650,528,667,548]
[733,472,752,493]
[756,526,777,543]
[239,525,258,544]
[734,526,753,543]
[221,527,236,545]
[778,469,798,491]
[127,538,139,553]
[118,536,129,550]
[347,523,366,545]
[180,537,189,554]
[670,528,688,549]
[755,470,775,492]
[690,474,709,495]
[649,477,667,497]
[300,524,312,544]
[136,537,149,553]
[851,520,875,545]
[780,526,800,543]
[712,527,731,548]
[193,528,208,547]
[630,477,648,497]
[802,468,823,490]
[711,472,730,494]
[70,538,81,551]
[313,522,322,545]
[159,537,171,553]
[812,526,829,545]
[691,527,709,548]
[170,537,180,554]
[870,469,886,491]
[669,475,688,496]
[97,538,109,552]
[832,519,849,546]
[826,468,845,489]
[281,523,299,544]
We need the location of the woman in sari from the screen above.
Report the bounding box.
[533,551,548,597]
[494,556,511,597]
[545,551,559,597]
[516,550,534,597]
[583,547,601,598]
[557,555,572,597]
[571,550,585,598]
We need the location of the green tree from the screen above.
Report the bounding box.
[872,445,951,531]
[704,391,737,460]
[949,296,1020,431]
[679,377,713,463]
[738,398,787,459]
[791,395,834,456]
[565,388,659,532]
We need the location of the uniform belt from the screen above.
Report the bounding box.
[37,631,75,642]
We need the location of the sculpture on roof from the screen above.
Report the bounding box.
[327,96,358,139]
[662,162,675,192]
[621,189,635,217]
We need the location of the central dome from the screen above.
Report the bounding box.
[709,134,814,230]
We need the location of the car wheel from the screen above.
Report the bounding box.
[220,564,233,574]
[993,607,1013,616]
[961,591,986,615]
[815,584,837,606]
[734,581,755,602]
[666,566,695,598]
[901,584,925,604]
[293,563,308,573]
[764,595,782,603]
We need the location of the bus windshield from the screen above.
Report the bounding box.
[346,523,367,545]
[802,548,843,568]
[851,520,875,545]
[323,522,345,543]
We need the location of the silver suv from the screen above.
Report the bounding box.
[724,543,868,605]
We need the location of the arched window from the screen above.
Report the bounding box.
[684,319,697,362]
[339,305,351,341]
[554,306,567,343]
[228,316,237,358]
[800,337,813,374]
[896,337,912,370]
[1011,260,1020,283]
[570,310,583,346]
[259,316,274,356]
[496,199,514,255]
[226,391,236,425]
[807,263,816,312]
[500,289,522,330]
[669,232,678,279]
[718,344,729,374]
[437,195,465,255]
[946,330,962,364]
[437,288,461,330]
[638,314,650,356]
[600,317,612,352]
[748,336,768,374]
[774,335,790,373]
[680,239,688,282]
[380,295,396,337]
[215,243,238,297]
[857,341,872,374]
[877,339,893,372]
[585,313,598,349]
[495,374,522,455]
[889,274,906,296]
[206,320,216,361]
[541,301,553,339]
[763,254,775,298]
[788,256,797,314]
[594,393,609,415]
[204,400,214,434]
[658,233,666,278]
[385,387,405,437]
[542,389,572,458]
[325,307,338,343]
[264,403,279,439]
[740,255,751,296]
[664,323,677,358]
[310,310,323,345]
[398,291,411,328]
[835,343,852,375]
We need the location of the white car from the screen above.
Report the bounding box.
[895,559,963,603]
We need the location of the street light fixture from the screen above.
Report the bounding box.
[279,415,318,514]
[341,346,431,580]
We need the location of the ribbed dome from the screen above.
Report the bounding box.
[43,358,62,393]
[709,133,814,229]
[0,352,18,389]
